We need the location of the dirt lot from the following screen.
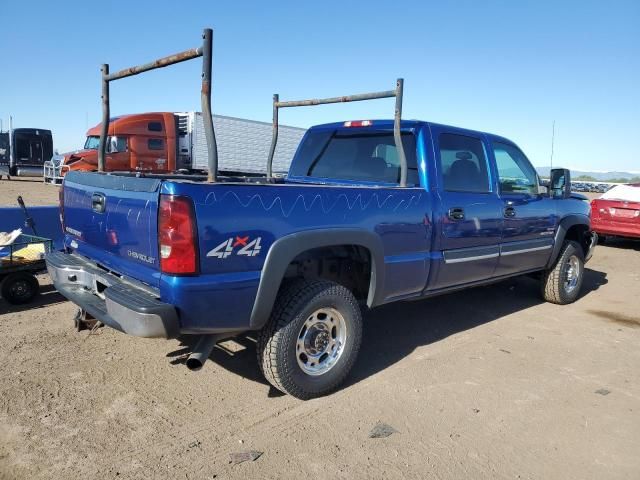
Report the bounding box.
[1,183,639,479]
[0,178,60,207]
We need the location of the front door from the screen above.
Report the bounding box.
[490,140,556,275]
[429,130,503,290]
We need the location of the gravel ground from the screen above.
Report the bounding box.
[0,181,638,479]
[0,178,60,207]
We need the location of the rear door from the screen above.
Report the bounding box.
[62,171,161,287]
[490,140,556,275]
[430,129,503,290]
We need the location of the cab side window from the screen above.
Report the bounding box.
[439,133,491,193]
[493,142,539,195]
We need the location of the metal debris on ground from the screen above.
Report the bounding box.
[368,422,398,438]
[230,450,263,464]
[595,388,611,396]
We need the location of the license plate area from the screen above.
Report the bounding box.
[93,276,112,300]
[610,208,638,219]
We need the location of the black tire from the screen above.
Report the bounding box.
[257,279,363,400]
[1,272,39,305]
[541,240,584,305]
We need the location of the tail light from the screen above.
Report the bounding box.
[158,195,198,275]
[59,185,65,233]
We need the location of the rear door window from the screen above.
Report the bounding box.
[438,133,491,193]
[291,131,419,185]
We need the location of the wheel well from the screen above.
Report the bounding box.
[283,245,372,302]
[565,224,591,257]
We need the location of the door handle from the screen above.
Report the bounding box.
[448,207,465,221]
[91,192,106,214]
[504,206,516,218]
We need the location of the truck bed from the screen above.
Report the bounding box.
[59,171,431,335]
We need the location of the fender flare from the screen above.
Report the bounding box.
[546,214,590,268]
[249,228,385,329]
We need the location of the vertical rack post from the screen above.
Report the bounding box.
[201,28,217,182]
[266,94,279,179]
[394,78,407,187]
[98,64,109,172]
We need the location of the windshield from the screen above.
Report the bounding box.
[84,136,100,150]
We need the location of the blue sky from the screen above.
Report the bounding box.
[1,0,638,171]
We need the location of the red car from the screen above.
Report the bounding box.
[591,184,640,240]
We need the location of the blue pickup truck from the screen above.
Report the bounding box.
[46,114,597,399]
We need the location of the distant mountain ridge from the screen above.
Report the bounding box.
[535,167,640,181]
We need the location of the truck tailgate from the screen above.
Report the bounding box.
[62,171,161,288]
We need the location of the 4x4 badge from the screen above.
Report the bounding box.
[207,236,262,259]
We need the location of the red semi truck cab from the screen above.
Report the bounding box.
[60,112,179,173]
[44,112,306,183]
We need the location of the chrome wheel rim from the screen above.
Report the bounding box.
[564,255,580,294]
[296,307,346,376]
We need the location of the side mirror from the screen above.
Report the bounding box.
[550,168,571,199]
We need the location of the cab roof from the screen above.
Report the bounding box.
[308,119,516,146]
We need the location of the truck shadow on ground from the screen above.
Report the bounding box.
[0,284,67,316]
[601,238,640,251]
[169,268,607,397]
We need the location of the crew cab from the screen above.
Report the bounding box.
[47,116,597,399]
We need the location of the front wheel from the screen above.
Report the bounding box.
[541,240,584,305]
[257,279,363,400]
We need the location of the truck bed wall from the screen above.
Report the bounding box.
[158,181,433,333]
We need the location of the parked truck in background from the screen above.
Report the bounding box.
[43,112,306,183]
[0,118,53,179]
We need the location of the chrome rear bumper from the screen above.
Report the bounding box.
[45,251,179,338]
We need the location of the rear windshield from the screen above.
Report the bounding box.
[289,130,419,185]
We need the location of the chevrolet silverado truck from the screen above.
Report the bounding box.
[46,111,597,398]
[44,32,596,399]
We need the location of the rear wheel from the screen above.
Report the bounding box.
[257,279,363,399]
[1,272,39,305]
[541,240,584,305]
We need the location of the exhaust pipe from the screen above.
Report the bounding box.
[186,334,223,370]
